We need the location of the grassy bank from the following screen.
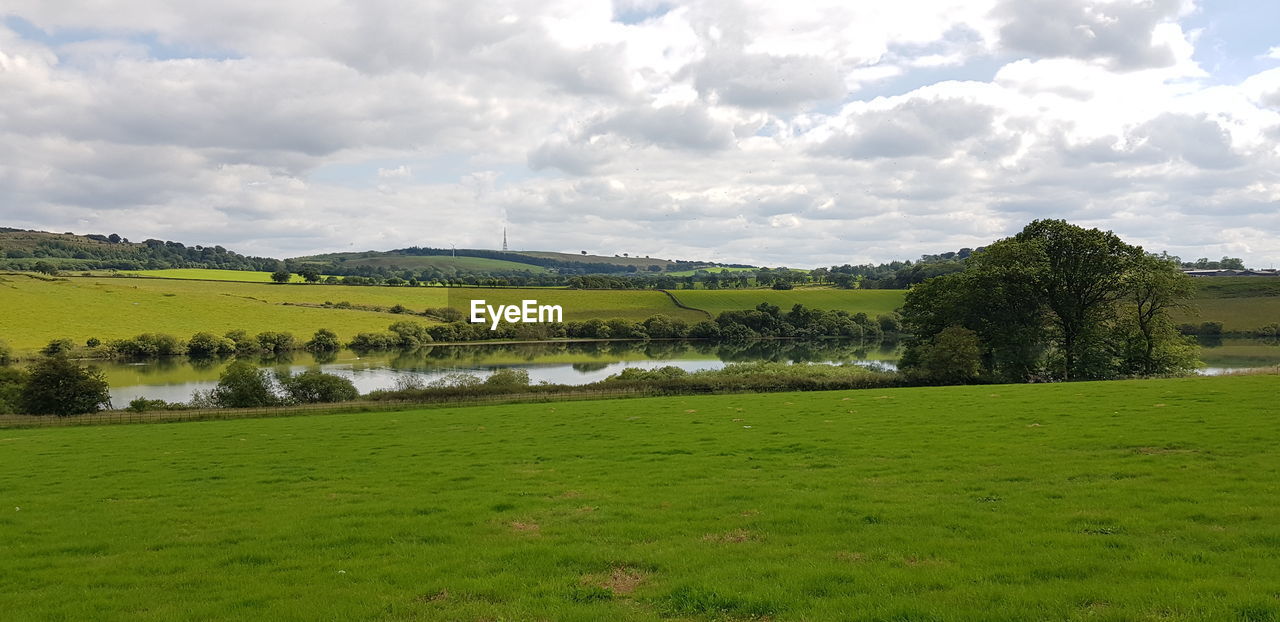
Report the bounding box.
[3,375,1279,620]
[0,273,909,352]
[120,269,315,282]
[674,288,906,317]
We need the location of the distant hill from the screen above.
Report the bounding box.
[289,251,552,275]
[0,228,753,277]
[0,229,279,272]
[291,246,747,276]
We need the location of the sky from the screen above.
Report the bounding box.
[1,0,1278,267]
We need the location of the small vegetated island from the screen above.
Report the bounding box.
[2,220,1279,620]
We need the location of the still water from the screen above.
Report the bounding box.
[97,339,903,404]
[95,336,1279,405]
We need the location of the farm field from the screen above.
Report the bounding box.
[519,250,675,268]
[292,253,550,273]
[1173,297,1280,332]
[0,274,708,351]
[0,273,426,352]
[121,269,313,283]
[674,288,908,317]
[3,375,1280,620]
[665,266,758,277]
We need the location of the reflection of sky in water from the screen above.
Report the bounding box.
[100,336,1279,405]
[104,341,901,404]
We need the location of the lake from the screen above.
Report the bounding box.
[94,336,1279,405]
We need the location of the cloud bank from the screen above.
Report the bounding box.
[1,0,1278,266]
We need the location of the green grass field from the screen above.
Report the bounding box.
[294,254,550,274]
[674,288,907,317]
[665,267,758,277]
[1192,277,1280,299]
[3,375,1280,620]
[1174,297,1280,332]
[121,269,316,283]
[0,274,438,351]
[0,275,710,351]
[519,251,675,268]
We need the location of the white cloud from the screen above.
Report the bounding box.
[2,0,1280,268]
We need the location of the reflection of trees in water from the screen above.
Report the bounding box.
[713,339,896,363]
[99,338,906,379]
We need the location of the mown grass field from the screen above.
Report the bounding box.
[121,268,315,283]
[0,274,707,351]
[674,288,908,317]
[1174,297,1280,332]
[3,375,1280,620]
[0,274,435,351]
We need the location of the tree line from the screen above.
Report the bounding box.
[899,220,1200,383]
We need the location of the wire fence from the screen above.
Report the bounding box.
[0,388,659,429]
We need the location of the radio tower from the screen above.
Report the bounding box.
[502,227,508,251]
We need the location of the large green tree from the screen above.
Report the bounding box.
[901,219,1198,382]
[18,356,112,415]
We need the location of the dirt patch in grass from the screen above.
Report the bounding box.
[509,521,540,534]
[415,589,449,603]
[703,529,757,543]
[583,566,648,596]
[1133,446,1198,455]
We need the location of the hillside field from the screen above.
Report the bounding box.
[3,375,1280,620]
[292,253,551,274]
[1172,297,1280,332]
[665,266,759,277]
[674,288,908,317]
[121,269,312,283]
[0,275,702,351]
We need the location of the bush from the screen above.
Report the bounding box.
[484,368,530,388]
[643,315,689,339]
[687,320,722,340]
[127,397,188,412]
[19,356,112,415]
[107,333,185,357]
[388,321,433,348]
[771,281,793,290]
[0,366,25,413]
[0,340,11,365]
[902,326,983,385]
[277,370,359,403]
[187,332,236,357]
[347,332,400,350]
[209,361,279,408]
[86,337,102,348]
[876,313,902,333]
[41,338,76,357]
[305,328,341,352]
[255,331,295,354]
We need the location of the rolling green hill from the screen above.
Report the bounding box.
[517,250,679,269]
[3,375,1280,619]
[121,269,314,283]
[293,253,550,274]
[0,229,278,272]
[673,288,907,317]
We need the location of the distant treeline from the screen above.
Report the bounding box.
[0,229,279,272]
[6,304,903,365]
[294,246,726,275]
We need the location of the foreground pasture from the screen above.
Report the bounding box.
[2,375,1279,620]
